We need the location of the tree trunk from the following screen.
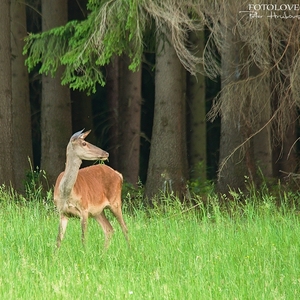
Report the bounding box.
[71,89,96,170]
[71,90,95,139]
[273,107,297,177]
[252,75,273,181]
[279,107,298,174]
[69,0,95,169]
[187,30,206,182]
[118,55,142,187]
[11,0,33,192]
[272,96,298,178]
[145,27,188,200]
[106,56,120,170]
[217,22,248,193]
[218,114,248,193]
[217,16,273,193]
[244,61,273,183]
[0,0,14,187]
[41,0,72,186]
[272,44,298,178]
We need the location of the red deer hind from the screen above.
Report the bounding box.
[54,129,129,248]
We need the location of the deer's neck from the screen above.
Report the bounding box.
[59,153,82,200]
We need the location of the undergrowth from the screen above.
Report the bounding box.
[2,168,300,221]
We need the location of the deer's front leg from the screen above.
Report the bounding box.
[80,211,88,246]
[56,214,68,249]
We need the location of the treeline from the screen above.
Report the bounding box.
[0,0,299,200]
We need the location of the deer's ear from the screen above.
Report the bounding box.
[70,129,84,141]
[80,130,91,140]
[70,129,91,142]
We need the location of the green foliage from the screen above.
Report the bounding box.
[24,0,205,94]
[24,166,52,204]
[23,0,147,94]
[24,19,106,94]
[188,162,215,195]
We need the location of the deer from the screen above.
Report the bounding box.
[54,129,129,249]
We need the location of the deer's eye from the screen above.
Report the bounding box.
[82,142,87,146]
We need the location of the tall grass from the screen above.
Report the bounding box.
[0,184,300,299]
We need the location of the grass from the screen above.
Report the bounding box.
[0,186,300,299]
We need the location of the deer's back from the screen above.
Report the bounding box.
[54,164,123,211]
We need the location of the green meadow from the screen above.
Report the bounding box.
[1,185,300,299]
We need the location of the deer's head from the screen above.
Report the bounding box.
[68,129,109,161]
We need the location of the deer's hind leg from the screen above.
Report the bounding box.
[94,211,114,248]
[109,203,129,246]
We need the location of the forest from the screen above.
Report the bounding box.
[1,0,300,200]
[2,1,300,298]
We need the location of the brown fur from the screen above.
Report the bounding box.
[54,164,128,248]
[54,165,122,214]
